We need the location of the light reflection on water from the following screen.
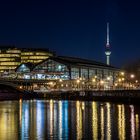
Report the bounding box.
[92,102,98,140]
[0,100,139,139]
[100,105,104,140]
[118,104,126,140]
[106,103,111,140]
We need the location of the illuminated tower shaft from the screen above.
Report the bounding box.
[105,22,111,65]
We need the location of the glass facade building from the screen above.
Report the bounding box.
[17,56,119,88]
[13,56,121,90]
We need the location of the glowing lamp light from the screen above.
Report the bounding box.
[76,79,80,83]
[122,78,125,81]
[115,83,118,86]
[92,78,96,82]
[79,77,82,80]
[100,80,104,84]
[82,82,85,85]
[94,76,97,78]
[130,74,135,79]
[118,78,122,82]
[58,65,62,70]
[121,72,125,76]
[49,82,53,85]
[107,77,111,81]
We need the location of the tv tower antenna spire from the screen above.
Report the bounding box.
[105,22,111,65]
[107,22,110,46]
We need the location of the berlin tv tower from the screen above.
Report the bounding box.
[105,22,111,65]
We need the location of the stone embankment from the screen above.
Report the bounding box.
[37,89,140,104]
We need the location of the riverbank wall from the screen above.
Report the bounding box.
[36,90,140,104]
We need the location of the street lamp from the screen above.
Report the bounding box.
[100,80,104,84]
[99,80,104,90]
[76,79,80,83]
[92,78,96,82]
[76,79,80,90]
[130,74,135,79]
[121,72,125,76]
[106,76,111,90]
[118,78,122,82]
[129,74,135,89]
[107,76,111,81]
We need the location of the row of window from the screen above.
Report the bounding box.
[35,52,52,56]
[21,60,43,63]
[6,50,21,53]
[0,54,20,57]
[21,56,49,59]
[21,52,52,56]
[0,52,51,56]
[0,66,16,69]
[17,59,118,80]
[0,58,17,61]
[0,62,20,65]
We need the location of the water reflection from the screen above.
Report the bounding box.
[106,103,112,140]
[76,101,83,140]
[100,106,104,140]
[0,100,139,139]
[49,100,54,139]
[136,114,139,140]
[0,101,19,140]
[118,105,126,140]
[130,105,135,140]
[92,102,98,139]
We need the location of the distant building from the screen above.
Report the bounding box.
[32,56,119,80]
[16,56,120,89]
[0,46,53,72]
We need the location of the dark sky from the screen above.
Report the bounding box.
[0,0,140,67]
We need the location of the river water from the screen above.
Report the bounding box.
[0,100,139,140]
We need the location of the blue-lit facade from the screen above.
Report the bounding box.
[33,59,70,80]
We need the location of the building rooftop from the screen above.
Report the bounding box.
[15,62,35,72]
[41,56,119,70]
[0,46,54,54]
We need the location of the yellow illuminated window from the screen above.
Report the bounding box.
[35,52,48,55]
[0,58,15,61]
[29,56,48,59]
[21,52,34,55]
[0,62,20,65]
[0,66,16,69]
[0,54,20,57]
[21,56,29,59]
[6,50,21,53]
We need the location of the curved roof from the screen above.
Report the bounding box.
[34,56,120,70]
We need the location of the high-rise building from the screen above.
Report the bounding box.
[0,47,53,72]
[105,22,111,65]
[21,48,52,63]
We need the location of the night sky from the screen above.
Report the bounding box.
[0,0,140,67]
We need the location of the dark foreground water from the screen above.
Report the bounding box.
[0,100,140,140]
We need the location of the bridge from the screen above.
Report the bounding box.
[0,78,140,103]
[0,79,38,100]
